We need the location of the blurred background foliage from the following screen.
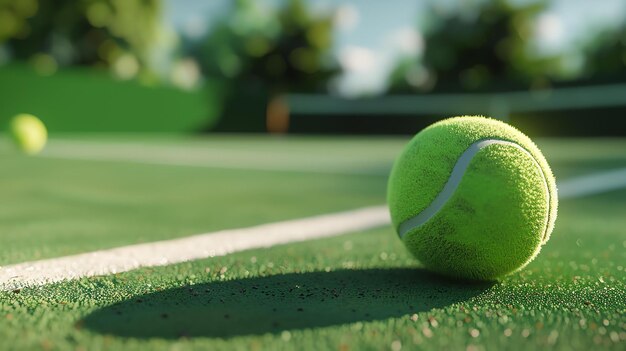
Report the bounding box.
[581,22,626,81]
[186,0,338,131]
[388,0,626,93]
[193,0,337,93]
[390,0,549,92]
[0,0,624,134]
[0,0,161,80]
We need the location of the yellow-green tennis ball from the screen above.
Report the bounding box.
[9,113,48,155]
[387,116,558,280]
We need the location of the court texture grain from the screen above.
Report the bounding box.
[0,136,624,351]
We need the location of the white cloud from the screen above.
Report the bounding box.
[183,15,208,39]
[388,27,424,56]
[535,13,565,50]
[335,4,360,32]
[335,46,388,97]
[339,46,378,73]
[333,27,426,97]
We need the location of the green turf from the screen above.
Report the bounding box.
[0,135,407,264]
[0,137,624,350]
[0,148,391,265]
[0,64,216,132]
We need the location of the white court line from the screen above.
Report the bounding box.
[40,150,388,176]
[1,168,625,291]
[0,206,389,291]
[558,167,626,199]
[37,140,391,176]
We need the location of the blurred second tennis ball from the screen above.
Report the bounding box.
[9,114,48,155]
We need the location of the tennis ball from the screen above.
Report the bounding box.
[9,113,48,155]
[387,116,557,280]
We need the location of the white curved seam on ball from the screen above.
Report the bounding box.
[398,139,551,239]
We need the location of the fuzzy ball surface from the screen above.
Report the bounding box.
[10,114,48,155]
[387,116,558,280]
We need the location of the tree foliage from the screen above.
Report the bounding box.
[390,0,551,93]
[581,23,626,82]
[195,0,337,94]
[389,0,626,93]
[0,0,161,72]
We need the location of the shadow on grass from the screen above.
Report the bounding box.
[83,268,492,339]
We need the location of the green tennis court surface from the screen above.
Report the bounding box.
[0,136,624,350]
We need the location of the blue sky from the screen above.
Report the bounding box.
[163,0,626,95]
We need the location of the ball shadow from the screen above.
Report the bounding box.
[82,268,493,339]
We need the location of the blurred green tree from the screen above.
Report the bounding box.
[0,0,38,42]
[192,0,338,132]
[0,0,161,78]
[581,23,626,82]
[197,0,336,93]
[389,0,626,94]
[389,0,555,93]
